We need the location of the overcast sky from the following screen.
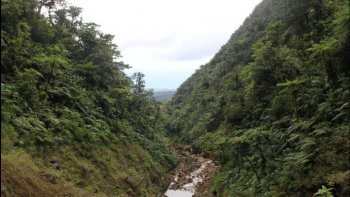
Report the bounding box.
[69,0,262,89]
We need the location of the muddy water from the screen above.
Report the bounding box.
[164,146,218,197]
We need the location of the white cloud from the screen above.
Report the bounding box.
[68,0,263,89]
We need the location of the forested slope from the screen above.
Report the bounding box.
[166,0,350,196]
[1,0,176,196]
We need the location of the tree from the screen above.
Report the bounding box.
[132,72,146,97]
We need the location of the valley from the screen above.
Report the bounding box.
[1,0,349,196]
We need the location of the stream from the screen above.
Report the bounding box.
[164,146,218,197]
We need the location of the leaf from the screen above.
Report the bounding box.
[312,128,331,136]
[277,78,308,87]
[298,138,316,151]
[331,111,348,122]
[335,102,349,112]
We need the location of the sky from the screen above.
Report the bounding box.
[69,0,263,90]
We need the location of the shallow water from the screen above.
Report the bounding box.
[164,189,193,197]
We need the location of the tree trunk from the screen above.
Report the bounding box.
[37,0,44,15]
[245,157,260,182]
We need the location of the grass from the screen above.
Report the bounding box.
[1,136,174,197]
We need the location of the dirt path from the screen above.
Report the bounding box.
[164,145,218,197]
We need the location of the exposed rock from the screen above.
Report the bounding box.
[165,145,218,196]
[49,160,60,170]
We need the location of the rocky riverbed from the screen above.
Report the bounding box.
[164,146,218,197]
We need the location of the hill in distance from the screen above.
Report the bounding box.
[152,89,176,103]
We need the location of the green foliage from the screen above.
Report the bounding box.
[166,0,350,196]
[314,186,334,197]
[1,0,176,196]
[271,94,293,118]
[224,103,244,123]
[15,68,43,102]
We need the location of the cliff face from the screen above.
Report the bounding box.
[166,0,350,195]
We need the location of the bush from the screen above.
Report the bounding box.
[271,94,293,118]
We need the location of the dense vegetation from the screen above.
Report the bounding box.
[1,0,349,196]
[166,0,349,196]
[1,0,177,196]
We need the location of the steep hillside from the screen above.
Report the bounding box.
[1,0,176,196]
[166,0,349,196]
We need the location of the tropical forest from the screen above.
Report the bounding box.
[1,0,349,196]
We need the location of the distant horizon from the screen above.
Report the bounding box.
[146,88,177,91]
